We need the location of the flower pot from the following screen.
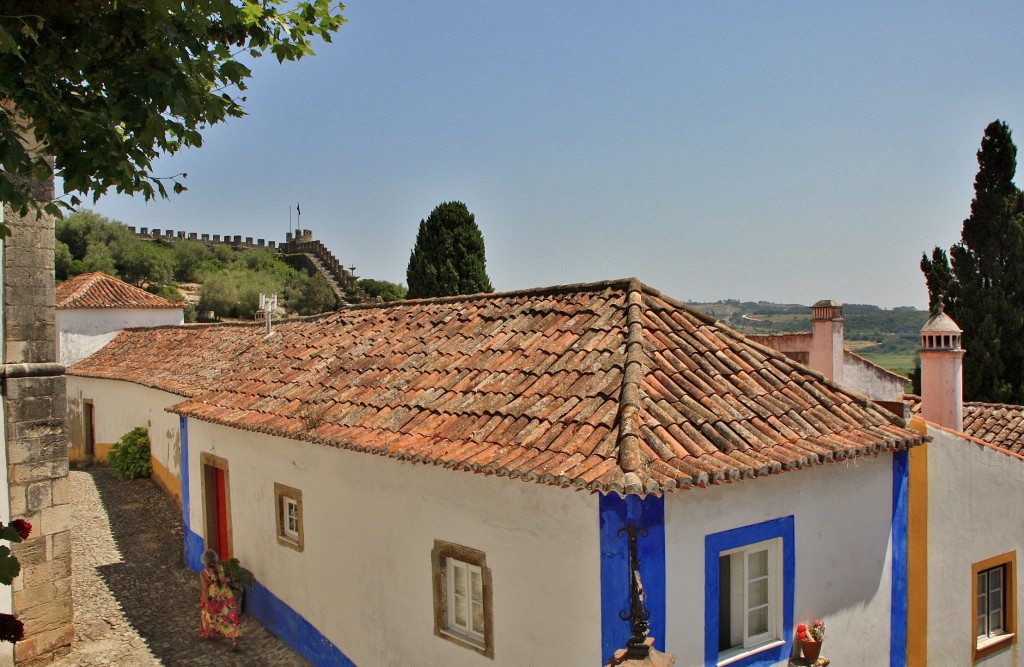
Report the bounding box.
[800,639,822,661]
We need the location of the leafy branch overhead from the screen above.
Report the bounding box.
[0,0,346,219]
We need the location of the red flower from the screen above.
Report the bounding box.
[0,613,24,643]
[10,520,30,541]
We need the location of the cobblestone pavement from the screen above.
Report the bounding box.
[52,467,311,667]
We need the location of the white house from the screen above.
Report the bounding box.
[901,308,1024,666]
[68,278,926,666]
[65,322,273,502]
[56,272,184,367]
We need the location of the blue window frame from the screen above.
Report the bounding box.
[705,516,794,667]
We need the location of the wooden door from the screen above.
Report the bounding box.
[202,457,231,560]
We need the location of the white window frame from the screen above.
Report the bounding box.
[273,482,304,552]
[719,538,783,662]
[431,540,494,658]
[972,551,1016,661]
[283,496,300,541]
[445,558,486,645]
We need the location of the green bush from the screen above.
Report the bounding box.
[107,427,153,479]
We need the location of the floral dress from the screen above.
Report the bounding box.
[200,563,242,639]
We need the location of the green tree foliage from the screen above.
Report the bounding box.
[198,273,239,319]
[296,272,339,315]
[118,241,174,286]
[358,278,407,302]
[107,427,152,480]
[921,120,1024,402]
[0,1,346,223]
[171,242,213,282]
[406,202,493,298]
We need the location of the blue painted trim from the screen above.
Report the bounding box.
[180,415,191,532]
[247,578,357,666]
[704,516,795,667]
[179,416,205,571]
[890,450,909,667]
[599,494,666,664]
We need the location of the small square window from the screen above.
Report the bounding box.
[973,552,1016,660]
[432,540,493,659]
[274,483,303,552]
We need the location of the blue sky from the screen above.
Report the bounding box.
[91,1,1024,308]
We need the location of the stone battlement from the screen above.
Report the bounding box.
[128,226,360,299]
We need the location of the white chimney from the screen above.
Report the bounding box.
[919,303,964,431]
[809,300,844,383]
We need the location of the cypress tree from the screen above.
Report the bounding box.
[921,120,1024,402]
[406,202,493,298]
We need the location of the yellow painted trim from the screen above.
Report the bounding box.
[907,419,929,667]
[95,442,113,462]
[149,456,182,507]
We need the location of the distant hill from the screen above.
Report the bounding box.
[687,299,927,377]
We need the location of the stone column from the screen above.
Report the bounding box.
[2,169,74,662]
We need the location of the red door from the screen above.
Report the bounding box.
[215,467,229,560]
[203,463,231,560]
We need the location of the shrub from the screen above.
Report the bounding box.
[107,427,153,479]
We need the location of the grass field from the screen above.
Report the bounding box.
[854,350,917,378]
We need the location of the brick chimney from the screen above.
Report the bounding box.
[919,304,964,431]
[809,300,844,383]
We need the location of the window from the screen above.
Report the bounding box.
[274,483,303,552]
[431,540,494,659]
[719,540,780,654]
[973,552,1016,660]
[705,517,794,667]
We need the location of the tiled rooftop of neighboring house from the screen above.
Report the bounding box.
[906,396,1024,456]
[962,403,1024,454]
[70,322,286,397]
[56,272,183,310]
[71,278,925,496]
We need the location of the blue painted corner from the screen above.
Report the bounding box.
[890,450,909,667]
[185,528,205,573]
[180,415,191,533]
[247,579,357,667]
[599,493,666,664]
[704,516,795,667]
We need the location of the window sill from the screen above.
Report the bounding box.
[275,535,303,552]
[437,627,492,658]
[975,632,1015,661]
[718,639,786,667]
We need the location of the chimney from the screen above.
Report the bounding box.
[919,303,964,431]
[809,300,844,383]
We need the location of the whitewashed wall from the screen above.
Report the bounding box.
[926,428,1024,666]
[665,453,896,665]
[187,420,602,666]
[57,308,183,366]
[843,353,908,402]
[66,376,184,497]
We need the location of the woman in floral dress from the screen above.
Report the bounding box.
[199,549,241,650]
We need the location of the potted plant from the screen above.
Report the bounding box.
[221,557,255,612]
[796,619,826,661]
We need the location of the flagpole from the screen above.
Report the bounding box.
[289,206,292,236]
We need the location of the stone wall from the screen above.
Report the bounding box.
[128,227,361,298]
[3,172,74,663]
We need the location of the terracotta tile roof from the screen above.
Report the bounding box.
[56,272,183,310]
[907,396,1024,455]
[962,403,1024,454]
[72,278,925,496]
[69,322,285,397]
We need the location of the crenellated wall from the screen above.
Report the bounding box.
[127,227,361,300]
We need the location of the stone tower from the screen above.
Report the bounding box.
[1,171,74,662]
[919,303,964,432]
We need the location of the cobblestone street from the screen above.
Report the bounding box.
[51,467,310,667]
